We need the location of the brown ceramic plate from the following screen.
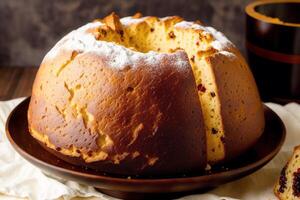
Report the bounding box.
[6,97,285,200]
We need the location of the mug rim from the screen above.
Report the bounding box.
[245,0,300,28]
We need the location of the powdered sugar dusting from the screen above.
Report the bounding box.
[174,21,234,51]
[174,21,206,31]
[219,51,235,60]
[206,27,233,51]
[120,16,149,26]
[45,16,236,70]
[45,21,104,59]
[45,21,190,71]
[173,55,191,71]
[160,16,175,21]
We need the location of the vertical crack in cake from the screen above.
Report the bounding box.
[28,13,265,175]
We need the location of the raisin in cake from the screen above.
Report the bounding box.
[275,146,300,199]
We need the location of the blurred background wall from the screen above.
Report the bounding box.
[0,0,249,67]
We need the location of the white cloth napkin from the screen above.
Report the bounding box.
[0,98,299,200]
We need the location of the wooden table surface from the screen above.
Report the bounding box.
[0,67,38,101]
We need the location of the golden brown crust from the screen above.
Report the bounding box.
[28,49,207,175]
[102,12,123,32]
[206,49,265,160]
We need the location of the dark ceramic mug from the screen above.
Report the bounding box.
[245,0,300,103]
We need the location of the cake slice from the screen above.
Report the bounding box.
[275,146,300,200]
